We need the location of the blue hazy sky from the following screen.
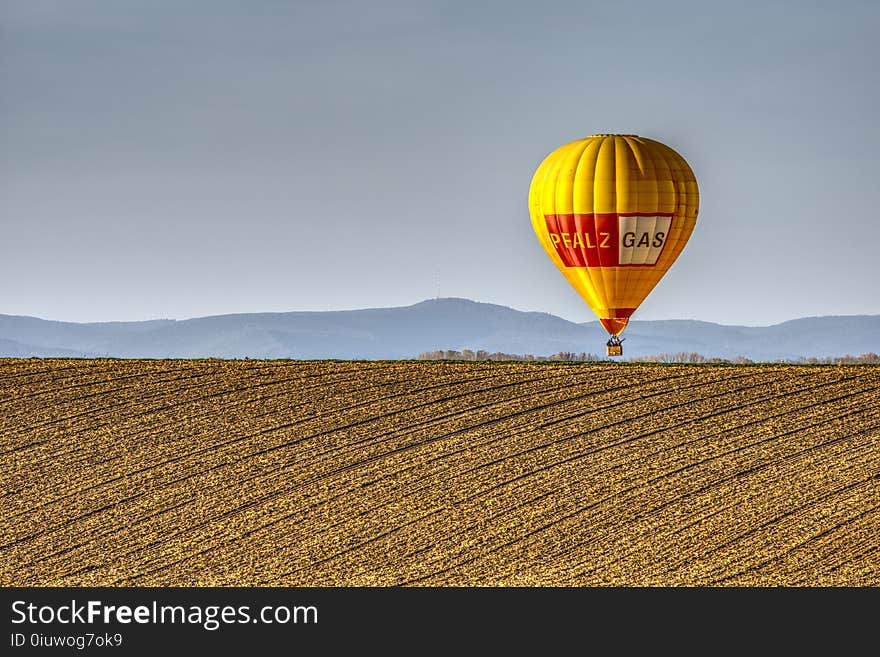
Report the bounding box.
[2,0,878,325]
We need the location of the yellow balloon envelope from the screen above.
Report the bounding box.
[529,134,699,341]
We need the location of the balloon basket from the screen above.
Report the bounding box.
[606,336,624,357]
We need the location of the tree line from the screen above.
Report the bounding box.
[416,350,603,362]
[416,350,880,364]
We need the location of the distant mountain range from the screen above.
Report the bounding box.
[1,298,878,361]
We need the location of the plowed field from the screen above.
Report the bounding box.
[2,359,878,586]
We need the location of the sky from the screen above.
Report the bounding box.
[2,0,879,325]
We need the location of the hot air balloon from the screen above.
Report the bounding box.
[529,134,699,356]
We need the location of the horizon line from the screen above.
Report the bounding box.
[1,297,877,329]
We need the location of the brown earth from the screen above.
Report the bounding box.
[2,359,878,586]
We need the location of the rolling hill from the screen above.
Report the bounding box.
[1,298,878,361]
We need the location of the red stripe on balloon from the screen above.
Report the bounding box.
[544,214,618,267]
[544,213,673,268]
